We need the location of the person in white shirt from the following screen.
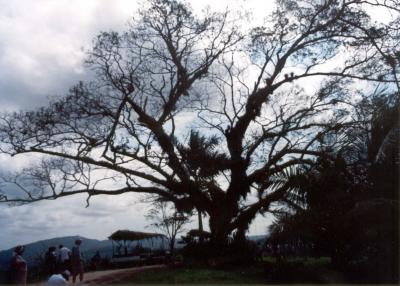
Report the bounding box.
[47,270,70,286]
[58,245,71,271]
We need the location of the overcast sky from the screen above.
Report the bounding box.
[0,0,275,251]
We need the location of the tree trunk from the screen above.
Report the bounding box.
[206,191,257,248]
[197,208,204,243]
[234,226,247,244]
[169,237,175,254]
[208,211,234,248]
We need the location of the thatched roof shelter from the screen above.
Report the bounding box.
[109,230,165,241]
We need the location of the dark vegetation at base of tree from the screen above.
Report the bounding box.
[266,93,399,284]
[181,240,259,267]
[179,240,397,283]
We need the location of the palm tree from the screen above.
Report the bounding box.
[177,131,230,240]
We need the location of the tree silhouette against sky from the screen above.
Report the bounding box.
[0,0,398,244]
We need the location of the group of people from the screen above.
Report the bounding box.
[10,239,85,285]
[46,239,85,285]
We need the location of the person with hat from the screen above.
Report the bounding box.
[46,270,70,286]
[10,245,27,285]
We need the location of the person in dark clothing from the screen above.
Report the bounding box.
[71,239,84,284]
[45,246,57,275]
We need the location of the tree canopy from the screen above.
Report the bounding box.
[0,0,398,243]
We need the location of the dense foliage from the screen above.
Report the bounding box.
[268,93,399,283]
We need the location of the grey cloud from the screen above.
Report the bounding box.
[73,208,123,218]
[0,0,138,112]
[0,68,88,111]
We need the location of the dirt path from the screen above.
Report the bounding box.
[33,264,166,285]
[83,264,166,285]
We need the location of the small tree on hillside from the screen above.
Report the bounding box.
[146,201,189,252]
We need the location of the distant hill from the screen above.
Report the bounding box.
[247,234,267,241]
[248,234,268,243]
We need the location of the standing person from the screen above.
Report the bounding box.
[71,239,84,284]
[10,245,27,285]
[57,245,71,272]
[45,246,57,275]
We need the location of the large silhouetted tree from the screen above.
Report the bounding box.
[0,0,398,245]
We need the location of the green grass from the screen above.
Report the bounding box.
[120,267,266,284]
[303,256,331,266]
[113,257,334,284]
[262,255,331,265]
